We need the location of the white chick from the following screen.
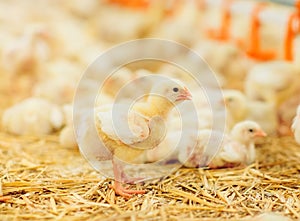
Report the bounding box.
[102,67,135,97]
[209,121,266,168]
[2,25,53,76]
[59,104,77,149]
[247,100,278,136]
[102,68,156,101]
[193,40,252,89]
[2,97,64,136]
[77,43,105,67]
[223,89,278,135]
[178,129,226,168]
[64,0,100,17]
[178,121,266,168]
[32,60,82,105]
[246,213,292,221]
[291,105,300,145]
[142,107,201,164]
[223,89,248,130]
[245,61,299,107]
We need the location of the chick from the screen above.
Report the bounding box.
[32,60,81,105]
[177,121,266,168]
[209,121,266,168]
[245,61,299,107]
[223,89,248,130]
[223,89,278,135]
[2,25,53,76]
[95,78,192,198]
[2,97,64,136]
[246,212,292,221]
[101,67,136,98]
[291,105,300,145]
[193,40,252,89]
[102,68,156,101]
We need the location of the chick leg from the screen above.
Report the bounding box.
[111,158,146,198]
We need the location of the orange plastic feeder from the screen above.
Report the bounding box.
[246,3,276,61]
[284,1,300,61]
[164,0,183,17]
[107,0,150,10]
[207,0,232,41]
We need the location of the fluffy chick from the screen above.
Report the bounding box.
[223,89,248,130]
[209,121,266,168]
[96,78,192,198]
[32,60,81,105]
[177,121,266,168]
[223,89,278,135]
[2,97,64,136]
[193,40,252,89]
[2,25,53,76]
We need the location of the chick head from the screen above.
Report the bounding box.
[231,121,267,144]
[223,90,247,121]
[149,78,192,105]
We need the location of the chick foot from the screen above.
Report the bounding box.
[111,181,146,198]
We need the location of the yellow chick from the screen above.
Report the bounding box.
[95,78,192,198]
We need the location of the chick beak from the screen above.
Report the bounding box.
[254,130,267,137]
[176,87,192,101]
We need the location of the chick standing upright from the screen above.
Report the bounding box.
[96,78,192,198]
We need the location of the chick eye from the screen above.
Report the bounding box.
[173,87,179,92]
[248,129,254,133]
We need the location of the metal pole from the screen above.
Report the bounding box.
[261,0,296,6]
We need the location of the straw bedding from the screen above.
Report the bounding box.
[0,2,299,220]
[1,132,299,220]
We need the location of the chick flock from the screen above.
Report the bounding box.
[1,1,300,198]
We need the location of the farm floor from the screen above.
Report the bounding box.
[0,133,300,221]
